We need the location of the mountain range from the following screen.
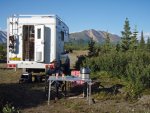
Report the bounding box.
[2,29,150,44]
[0,30,7,44]
[69,29,121,43]
[0,29,121,44]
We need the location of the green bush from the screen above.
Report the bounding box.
[83,50,150,99]
[2,103,20,113]
[0,44,6,60]
[64,42,88,51]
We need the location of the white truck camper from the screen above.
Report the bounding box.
[7,14,70,82]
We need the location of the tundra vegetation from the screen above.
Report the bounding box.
[69,18,150,100]
[0,18,150,113]
[0,44,6,61]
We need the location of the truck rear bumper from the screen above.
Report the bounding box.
[7,61,46,69]
[17,63,45,69]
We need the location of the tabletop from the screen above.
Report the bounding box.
[48,75,91,82]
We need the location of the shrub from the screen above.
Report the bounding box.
[83,50,150,99]
[2,103,20,113]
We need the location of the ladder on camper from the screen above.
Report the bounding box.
[9,15,19,52]
[10,14,19,37]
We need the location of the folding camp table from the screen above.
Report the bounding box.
[48,76,92,105]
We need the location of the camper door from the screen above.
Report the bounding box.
[34,25,45,62]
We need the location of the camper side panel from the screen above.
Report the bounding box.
[55,18,69,61]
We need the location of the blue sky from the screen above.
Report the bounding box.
[0,0,150,35]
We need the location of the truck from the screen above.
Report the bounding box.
[7,14,70,82]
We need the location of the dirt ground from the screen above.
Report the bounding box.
[0,72,149,113]
[0,50,150,113]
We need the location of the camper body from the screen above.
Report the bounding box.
[7,15,69,70]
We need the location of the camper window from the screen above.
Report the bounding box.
[61,31,64,41]
[37,29,41,39]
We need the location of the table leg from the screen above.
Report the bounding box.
[48,80,52,105]
[89,81,91,105]
[64,81,67,97]
[87,82,89,100]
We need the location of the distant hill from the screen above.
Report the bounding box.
[0,31,7,44]
[69,29,121,43]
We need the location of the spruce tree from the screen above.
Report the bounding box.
[146,37,150,51]
[104,31,111,52]
[88,38,96,57]
[0,44,3,59]
[140,31,145,49]
[116,43,120,52]
[121,18,132,51]
[0,44,6,60]
[106,32,110,44]
[130,26,138,50]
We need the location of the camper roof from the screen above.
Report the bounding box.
[9,14,68,29]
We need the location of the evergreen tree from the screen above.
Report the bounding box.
[140,31,145,49]
[130,26,138,50]
[88,38,96,57]
[104,31,111,52]
[106,31,110,44]
[121,18,132,51]
[0,44,6,60]
[146,37,150,51]
[116,43,120,52]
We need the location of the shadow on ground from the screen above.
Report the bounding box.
[0,83,47,111]
[0,82,90,111]
[0,80,124,112]
[91,81,124,94]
